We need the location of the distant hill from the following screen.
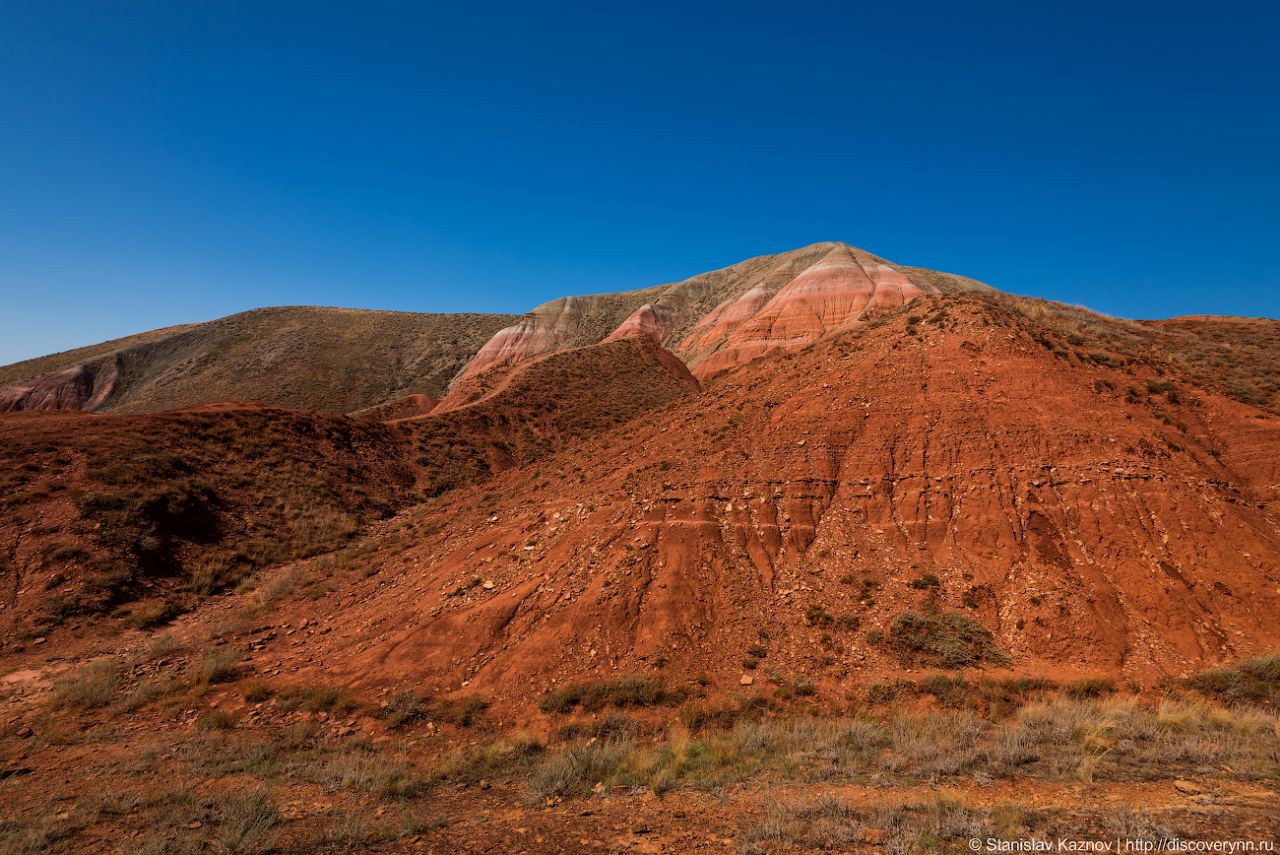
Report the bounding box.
[0,306,519,413]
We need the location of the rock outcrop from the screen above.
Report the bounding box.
[0,361,117,412]
[682,244,925,377]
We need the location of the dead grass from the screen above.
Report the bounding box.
[739,790,1184,854]
[741,795,867,852]
[510,694,1280,798]
[303,744,429,800]
[49,657,124,709]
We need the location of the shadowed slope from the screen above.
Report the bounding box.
[409,334,699,496]
[0,405,419,633]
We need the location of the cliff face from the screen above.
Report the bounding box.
[0,362,117,412]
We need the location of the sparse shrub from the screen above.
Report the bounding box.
[538,675,677,714]
[679,698,764,732]
[885,611,1010,668]
[1186,654,1280,708]
[526,737,635,799]
[431,732,544,785]
[196,709,236,731]
[866,679,915,704]
[804,605,834,627]
[743,796,865,851]
[910,573,941,590]
[1065,677,1116,699]
[918,673,970,706]
[240,680,273,703]
[426,695,489,727]
[381,689,431,729]
[190,649,243,686]
[215,788,278,854]
[286,685,360,714]
[42,544,90,564]
[126,599,184,630]
[314,747,428,800]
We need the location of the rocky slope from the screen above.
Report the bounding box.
[0,307,518,414]
[189,293,1280,709]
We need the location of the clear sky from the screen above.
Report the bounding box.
[2,1,1277,365]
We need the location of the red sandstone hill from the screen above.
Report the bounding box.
[455,241,992,384]
[243,293,1280,710]
[2,244,1279,717]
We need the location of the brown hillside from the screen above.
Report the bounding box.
[0,307,518,414]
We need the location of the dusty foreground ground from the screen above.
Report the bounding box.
[2,620,1277,854]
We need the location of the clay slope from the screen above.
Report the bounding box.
[0,307,518,414]
[456,241,991,383]
[256,293,1280,708]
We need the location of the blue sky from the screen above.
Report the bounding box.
[1,1,1277,365]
